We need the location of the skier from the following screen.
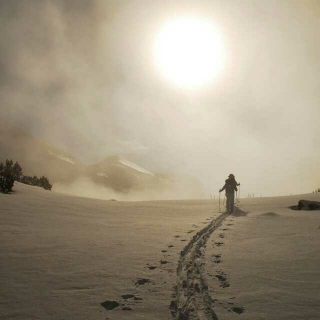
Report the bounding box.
[219,174,240,213]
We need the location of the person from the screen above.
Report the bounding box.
[219,174,240,213]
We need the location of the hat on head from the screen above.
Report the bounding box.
[228,174,235,178]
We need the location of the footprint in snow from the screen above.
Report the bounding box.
[215,274,230,288]
[101,300,119,310]
[232,306,245,314]
[122,306,132,311]
[147,266,157,270]
[121,294,135,300]
[135,278,151,286]
[213,254,222,264]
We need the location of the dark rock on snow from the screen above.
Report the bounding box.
[290,200,320,211]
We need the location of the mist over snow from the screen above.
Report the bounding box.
[1,2,320,318]
[1,0,320,198]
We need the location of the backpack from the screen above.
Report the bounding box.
[225,179,236,193]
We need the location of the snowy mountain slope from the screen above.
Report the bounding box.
[87,155,165,193]
[118,157,154,176]
[48,150,76,164]
[0,123,83,183]
[0,125,204,198]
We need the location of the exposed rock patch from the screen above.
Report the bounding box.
[290,200,320,211]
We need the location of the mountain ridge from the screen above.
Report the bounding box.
[0,124,204,199]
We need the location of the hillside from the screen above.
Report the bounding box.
[0,123,204,199]
[0,122,83,183]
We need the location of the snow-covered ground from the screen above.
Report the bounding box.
[1,183,319,320]
[204,195,320,320]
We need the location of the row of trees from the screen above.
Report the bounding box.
[0,159,52,194]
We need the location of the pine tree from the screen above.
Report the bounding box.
[39,176,52,190]
[13,161,23,182]
[1,159,53,193]
[0,159,15,193]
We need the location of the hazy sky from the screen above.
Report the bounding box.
[1,0,319,196]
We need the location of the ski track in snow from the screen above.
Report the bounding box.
[170,211,230,320]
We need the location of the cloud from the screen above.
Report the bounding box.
[1,0,320,197]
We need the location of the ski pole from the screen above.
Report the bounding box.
[219,191,221,213]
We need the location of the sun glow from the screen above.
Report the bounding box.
[154,17,226,89]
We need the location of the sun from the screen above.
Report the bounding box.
[154,17,225,89]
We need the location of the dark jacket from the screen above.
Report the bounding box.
[221,178,238,194]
